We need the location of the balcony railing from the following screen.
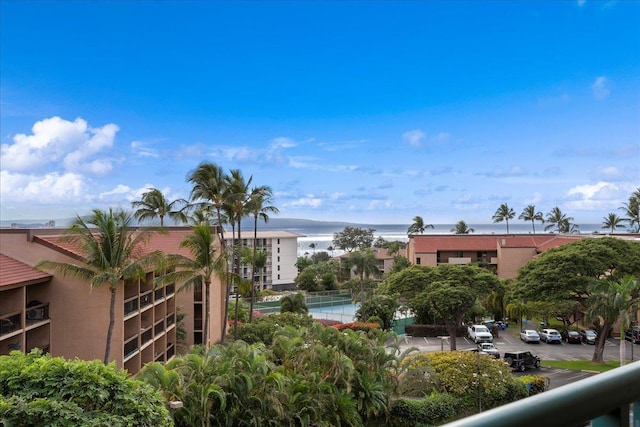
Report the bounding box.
[123,336,138,359]
[124,296,138,316]
[140,291,152,309]
[0,312,21,336]
[166,283,175,297]
[166,313,175,327]
[141,328,153,346]
[442,361,640,427]
[154,287,164,301]
[154,319,164,336]
[26,302,49,325]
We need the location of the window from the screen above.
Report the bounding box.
[277,247,280,253]
[277,256,280,262]
[454,251,463,258]
[277,239,280,244]
[277,265,280,271]
[416,257,421,265]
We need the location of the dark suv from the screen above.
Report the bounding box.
[503,351,541,372]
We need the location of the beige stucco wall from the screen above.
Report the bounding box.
[496,246,538,278]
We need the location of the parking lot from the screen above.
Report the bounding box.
[396,332,639,389]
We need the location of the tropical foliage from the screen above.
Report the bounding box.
[0,350,171,426]
[492,203,515,233]
[131,187,188,226]
[451,220,474,234]
[518,204,544,234]
[332,226,376,252]
[407,215,434,235]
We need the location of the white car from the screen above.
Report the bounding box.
[478,342,500,359]
[467,324,494,343]
[520,329,540,343]
[539,328,562,344]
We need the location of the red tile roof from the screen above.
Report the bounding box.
[0,254,52,288]
[411,234,586,253]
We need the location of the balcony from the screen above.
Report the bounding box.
[141,328,153,347]
[124,296,138,317]
[123,336,138,360]
[441,362,640,427]
[154,287,164,301]
[166,313,175,328]
[140,291,152,310]
[166,283,175,297]
[154,319,164,336]
[449,257,472,265]
[0,312,21,337]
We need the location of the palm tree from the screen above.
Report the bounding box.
[280,293,309,314]
[225,169,253,338]
[346,249,380,319]
[602,213,625,234]
[544,207,573,233]
[505,300,529,330]
[518,205,544,234]
[36,208,164,363]
[492,203,515,233]
[451,220,474,234]
[246,185,278,321]
[131,188,188,226]
[620,187,640,233]
[160,224,226,347]
[187,162,232,342]
[407,215,434,235]
[586,276,640,364]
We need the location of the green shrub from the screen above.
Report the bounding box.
[235,312,317,345]
[518,375,550,395]
[368,394,464,427]
[0,350,171,426]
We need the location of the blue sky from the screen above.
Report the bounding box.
[1,1,639,225]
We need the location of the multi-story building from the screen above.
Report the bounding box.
[231,230,301,291]
[337,247,399,281]
[0,227,224,374]
[407,234,595,278]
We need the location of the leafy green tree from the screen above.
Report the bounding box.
[518,204,544,234]
[515,237,640,363]
[384,264,500,350]
[37,208,164,364]
[280,292,309,314]
[1,350,171,426]
[492,203,515,233]
[131,187,188,226]
[620,187,640,232]
[295,265,323,292]
[295,256,313,271]
[544,206,573,233]
[586,275,639,365]
[332,226,376,252]
[389,255,411,275]
[159,224,226,347]
[346,249,381,318]
[356,294,399,330]
[602,212,626,233]
[451,220,474,234]
[311,251,331,264]
[407,215,433,235]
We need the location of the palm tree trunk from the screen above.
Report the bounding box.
[104,287,117,364]
[234,221,241,340]
[249,216,257,322]
[204,280,210,347]
[592,322,612,363]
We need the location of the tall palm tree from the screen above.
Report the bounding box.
[346,249,380,319]
[186,162,231,342]
[225,169,253,338]
[492,203,515,233]
[160,224,226,347]
[246,185,278,321]
[36,208,164,364]
[544,207,573,233]
[601,213,625,234]
[620,187,640,233]
[131,188,188,226]
[518,205,544,234]
[451,220,474,234]
[280,292,309,314]
[407,215,434,235]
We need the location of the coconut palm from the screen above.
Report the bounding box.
[159,224,226,347]
[602,213,625,234]
[620,187,640,233]
[407,215,434,235]
[518,205,544,234]
[586,276,640,364]
[451,220,474,234]
[544,207,573,233]
[346,249,380,318]
[492,203,515,233]
[36,208,164,364]
[131,187,188,226]
[186,162,232,342]
[246,185,279,321]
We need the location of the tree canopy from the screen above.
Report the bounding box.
[332,226,375,252]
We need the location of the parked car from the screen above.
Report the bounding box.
[478,342,500,359]
[624,326,640,344]
[467,324,494,343]
[539,328,562,344]
[520,329,540,343]
[579,329,597,345]
[561,330,582,344]
[504,350,541,372]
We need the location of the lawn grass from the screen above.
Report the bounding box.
[542,360,620,372]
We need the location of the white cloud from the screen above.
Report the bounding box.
[591,76,610,100]
[430,132,451,143]
[1,116,118,174]
[287,195,322,208]
[0,170,92,204]
[402,129,425,147]
[564,181,622,210]
[131,140,160,158]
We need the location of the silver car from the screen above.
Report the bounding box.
[520,329,540,343]
[539,328,562,344]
